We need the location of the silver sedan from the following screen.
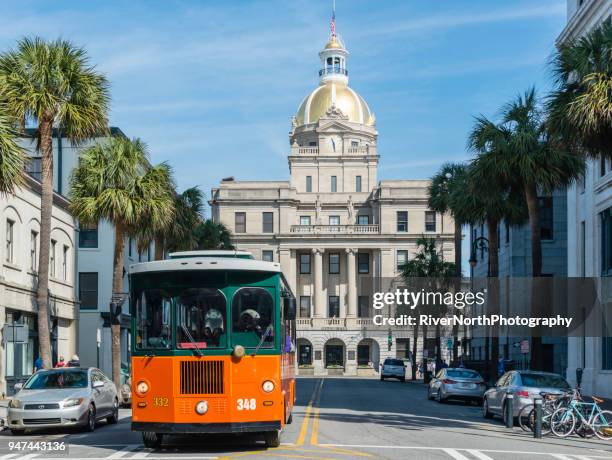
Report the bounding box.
[7,367,118,435]
[427,368,486,404]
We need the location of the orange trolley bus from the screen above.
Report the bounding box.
[128,250,296,448]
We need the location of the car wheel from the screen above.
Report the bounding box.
[483,398,493,419]
[142,432,163,448]
[400,377,406,382]
[380,375,385,381]
[427,387,434,400]
[107,399,119,424]
[436,388,446,403]
[264,430,281,448]
[84,404,96,432]
[10,429,25,436]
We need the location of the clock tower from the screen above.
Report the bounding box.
[288,17,379,196]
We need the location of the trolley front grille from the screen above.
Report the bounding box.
[180,360,224,395]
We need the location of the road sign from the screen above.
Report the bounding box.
[520,339,529,354]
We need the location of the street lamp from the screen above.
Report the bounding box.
[469,236,490,276]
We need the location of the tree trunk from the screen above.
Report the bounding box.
[452,222,462,362]
[154,236,164,260]
[525,183,543,369]
[111,222,126,388]
[35,117,54,370]
[487,219,500,383]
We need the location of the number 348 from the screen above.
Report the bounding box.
[236,398,256,410]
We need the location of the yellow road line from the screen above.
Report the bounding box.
[296,404,313,446]
[310,407,320,445]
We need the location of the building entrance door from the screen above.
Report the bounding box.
[325,344,344,367]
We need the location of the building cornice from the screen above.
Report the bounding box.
[557,0,610,43]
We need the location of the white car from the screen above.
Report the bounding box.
[7,367,118,435]
[381,358,406,382]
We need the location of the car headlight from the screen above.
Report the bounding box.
[63,398,84,408]
[262,380,275,393]
[8,399,21,409]
[136,380,149,395]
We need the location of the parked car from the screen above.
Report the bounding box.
[482,370,570,423]
[381,358,406,382]
[7,367,118,435]
[427,368,486,404]
[120,377,132,407]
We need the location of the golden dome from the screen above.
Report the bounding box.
[324,35,343,50]
[295,82,374,126]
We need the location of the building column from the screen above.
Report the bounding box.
[313,248,324,317]
[346,248,357,317]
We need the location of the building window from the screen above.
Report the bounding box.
[397,250,408,271]
[356,176,362,192]
[397,211,408,232]
[5,219,14,263]
[146,244,151,261]
[328,296,340,318]
[358,252,369,274]
[329,215,340,226]
[300,216,311,226]
[26,156,42,182]
[30,231,38,271]
[62,245,69,281]
[601,208,612,276]
[79,223,98,248]
[79,272,98,310]
[351,140,358,147]
[306,176,312,193]
[50,240,56,278]
[262,212,273,233]
[262,250,273,262]
[505,221,510,244]
[235,212,246,233]
[300,254,311,274]
[358,296,369,318]
[539,196,553,240]
[308,141,317,146]
[603,337,612,370]
[299,296,311,318]
[425,211,436,232]
[128,237,133,257]
[331,176,337,192]
[601,156,607,177]
[357,215,369,225]
[329,253,340,274]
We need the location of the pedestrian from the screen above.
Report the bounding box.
[67,354,80,367]
[55,356,66,368]
[33,356,43,372]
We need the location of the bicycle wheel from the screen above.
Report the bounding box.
[551,407,576,437]
[593,410,612,440]
[518,404,534,432]
[541,405,554,436]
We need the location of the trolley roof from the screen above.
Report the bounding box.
[129,256,282,275]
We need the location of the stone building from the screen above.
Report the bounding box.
[210,25,455,376]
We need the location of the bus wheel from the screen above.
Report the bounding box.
[264,430,281,448]
[142,432,163,449]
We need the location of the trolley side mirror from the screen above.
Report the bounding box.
[283,297,296,320]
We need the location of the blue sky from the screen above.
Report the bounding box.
[0,1,567,213]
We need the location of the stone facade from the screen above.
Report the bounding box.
[210,29,455,376]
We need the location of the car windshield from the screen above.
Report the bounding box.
[520,373,569,389]
[176,288,227,349]
[135,289,172,349]
[447,370,480,379]
[231,287,274,348]
[384,359,404,366]
[24,370,88,389]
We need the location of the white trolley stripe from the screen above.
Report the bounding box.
[443,449,471,460]
[467,450,495,460]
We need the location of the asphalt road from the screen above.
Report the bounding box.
[0,377,611,459]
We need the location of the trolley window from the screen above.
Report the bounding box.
[231,287,275,348]
[176,288,227,349]
[135,289,172,350]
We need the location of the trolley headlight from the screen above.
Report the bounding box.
[195,400,208,415]
[232,345,246,359]
[262,380,275,393]
[136,380,149,395]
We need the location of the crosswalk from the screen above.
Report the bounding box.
[0,445,609,459]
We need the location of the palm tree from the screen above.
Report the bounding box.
[400,237,455,380]
[548,18,612,157]
[137,186,204,259]
[468,89,584,369]
[69,136,174,387]
[0,37,109,369]
[195,220,234,250]
[428,163,467,359]
[0,108,25,193]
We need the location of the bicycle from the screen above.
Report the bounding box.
[551,389,612,440]
[518,392,568,435]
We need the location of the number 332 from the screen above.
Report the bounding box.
[236,398,256,410]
